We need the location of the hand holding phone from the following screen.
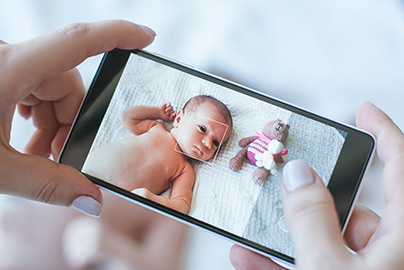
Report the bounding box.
[0,21,154,216]
[60,49,375,267]
[231,102,404,270]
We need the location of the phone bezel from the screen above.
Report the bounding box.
[59,49,375,265]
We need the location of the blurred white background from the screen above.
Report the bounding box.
[1,0,404,269]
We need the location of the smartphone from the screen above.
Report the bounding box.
[59,49,375,267]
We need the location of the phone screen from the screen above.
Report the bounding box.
[60,49,374,265]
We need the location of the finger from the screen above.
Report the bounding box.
[165,105,174,114]
[7,20,155,97]
[356,103,404,205]
[282,160,350,267]
[0,147,102,217]
[17,103,32,119]
[24,100,58,157]
[37,68,86,159]
[229,245,286,270]
[356,102,404,166]
[51,124,72,160]
[21,68,86,158]
[30,68,85,120]
[343,205,380,251]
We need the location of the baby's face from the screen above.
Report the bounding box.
[172,102,231,161]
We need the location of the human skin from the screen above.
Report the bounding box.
[0,20,155,217]
[134,102,232,213]
[171,102,232,161]
[84,101,232,214]
[230,102,404,270]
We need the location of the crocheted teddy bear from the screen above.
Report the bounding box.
[229,119,290,184]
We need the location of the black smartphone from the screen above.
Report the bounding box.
[59,49,375,267]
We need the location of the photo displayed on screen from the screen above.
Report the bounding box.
[82,52,347,258]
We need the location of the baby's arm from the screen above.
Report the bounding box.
[121,103,176,135]
[132,165,195,214]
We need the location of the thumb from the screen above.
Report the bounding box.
[282,160,350,268]
[0,148,102,217]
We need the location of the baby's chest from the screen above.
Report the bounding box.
[127,133,182,172]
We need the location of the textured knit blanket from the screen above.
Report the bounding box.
[86,54,344,257]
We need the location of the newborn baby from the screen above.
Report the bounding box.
[83,95,232,214]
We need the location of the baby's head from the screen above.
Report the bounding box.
[171,95,233,161]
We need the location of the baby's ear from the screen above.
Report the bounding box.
[173,110,184,127]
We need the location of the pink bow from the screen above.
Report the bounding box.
[273,150,288,164]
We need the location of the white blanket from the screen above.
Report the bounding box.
[88,54,292,235]
[87,54,343,254]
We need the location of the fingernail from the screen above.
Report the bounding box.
[283,160,314,192]
[139,25,156,36]
[71,196,102,217]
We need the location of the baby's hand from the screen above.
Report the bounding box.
[159,103,176,122]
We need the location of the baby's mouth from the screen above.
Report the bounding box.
[194,145,204,156]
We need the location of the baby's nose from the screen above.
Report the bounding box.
[202,137,212,149]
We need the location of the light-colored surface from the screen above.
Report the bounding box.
[2,0,404,269]
[80,53,343,259]
[82,53,271,237]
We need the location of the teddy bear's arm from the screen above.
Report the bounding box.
[238,135,259,147]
